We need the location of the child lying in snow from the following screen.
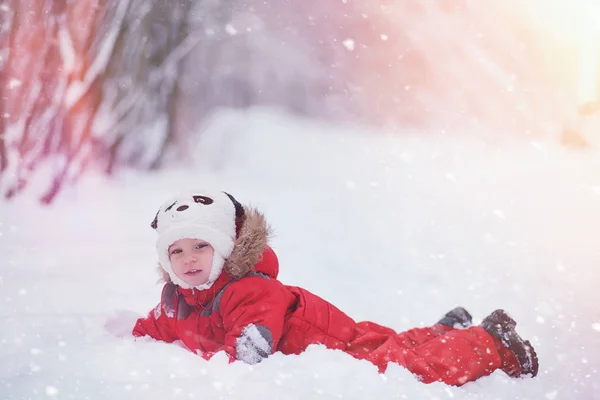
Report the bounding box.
[133,190,539,386]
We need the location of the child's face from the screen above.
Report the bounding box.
[168,238,214,286]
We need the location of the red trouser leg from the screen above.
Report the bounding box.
[346,324,502,385]
[393,324,454,349]
[371,326,502,386]
[346,321,454,372]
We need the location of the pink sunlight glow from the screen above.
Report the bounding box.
[516,0,600,106]
[373,0,600,134]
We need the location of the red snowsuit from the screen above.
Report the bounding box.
[134,246,507,386]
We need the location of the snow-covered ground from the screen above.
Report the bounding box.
[1,110,600,399]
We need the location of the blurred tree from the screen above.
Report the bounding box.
[1,0,72,202]
[0,0,12,177]
[0,0,585,203]
[93,0,194,173]
[0,0,194,202]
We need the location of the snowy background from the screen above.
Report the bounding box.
[2,110,600,399]
[2,0,600,399]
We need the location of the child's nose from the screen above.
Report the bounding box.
[184,255,197,265]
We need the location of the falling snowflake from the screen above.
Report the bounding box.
[342,39,355,51]
[45,386,58,396]
[545,391,558,400]
[493,209,506,220]
[225,24,237,35]
[8,79,22,89]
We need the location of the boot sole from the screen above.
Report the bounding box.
[482,310,539,377]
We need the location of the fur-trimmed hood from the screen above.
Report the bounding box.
[158,206,273,284]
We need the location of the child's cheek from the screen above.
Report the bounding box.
[171,256,183,270]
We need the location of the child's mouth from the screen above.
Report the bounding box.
[185,269,202,276]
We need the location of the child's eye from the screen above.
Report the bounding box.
[195,243,207,250]
[170,249,182,255]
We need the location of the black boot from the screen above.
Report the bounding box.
[437,306,473,328]
[480,309,539,377]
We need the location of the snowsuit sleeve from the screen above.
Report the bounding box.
[132,286,179,342]
[218,276,290,364]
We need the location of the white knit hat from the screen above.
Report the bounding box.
[151,190,244,290]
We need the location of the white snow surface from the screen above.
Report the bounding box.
[1,110,600,399]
